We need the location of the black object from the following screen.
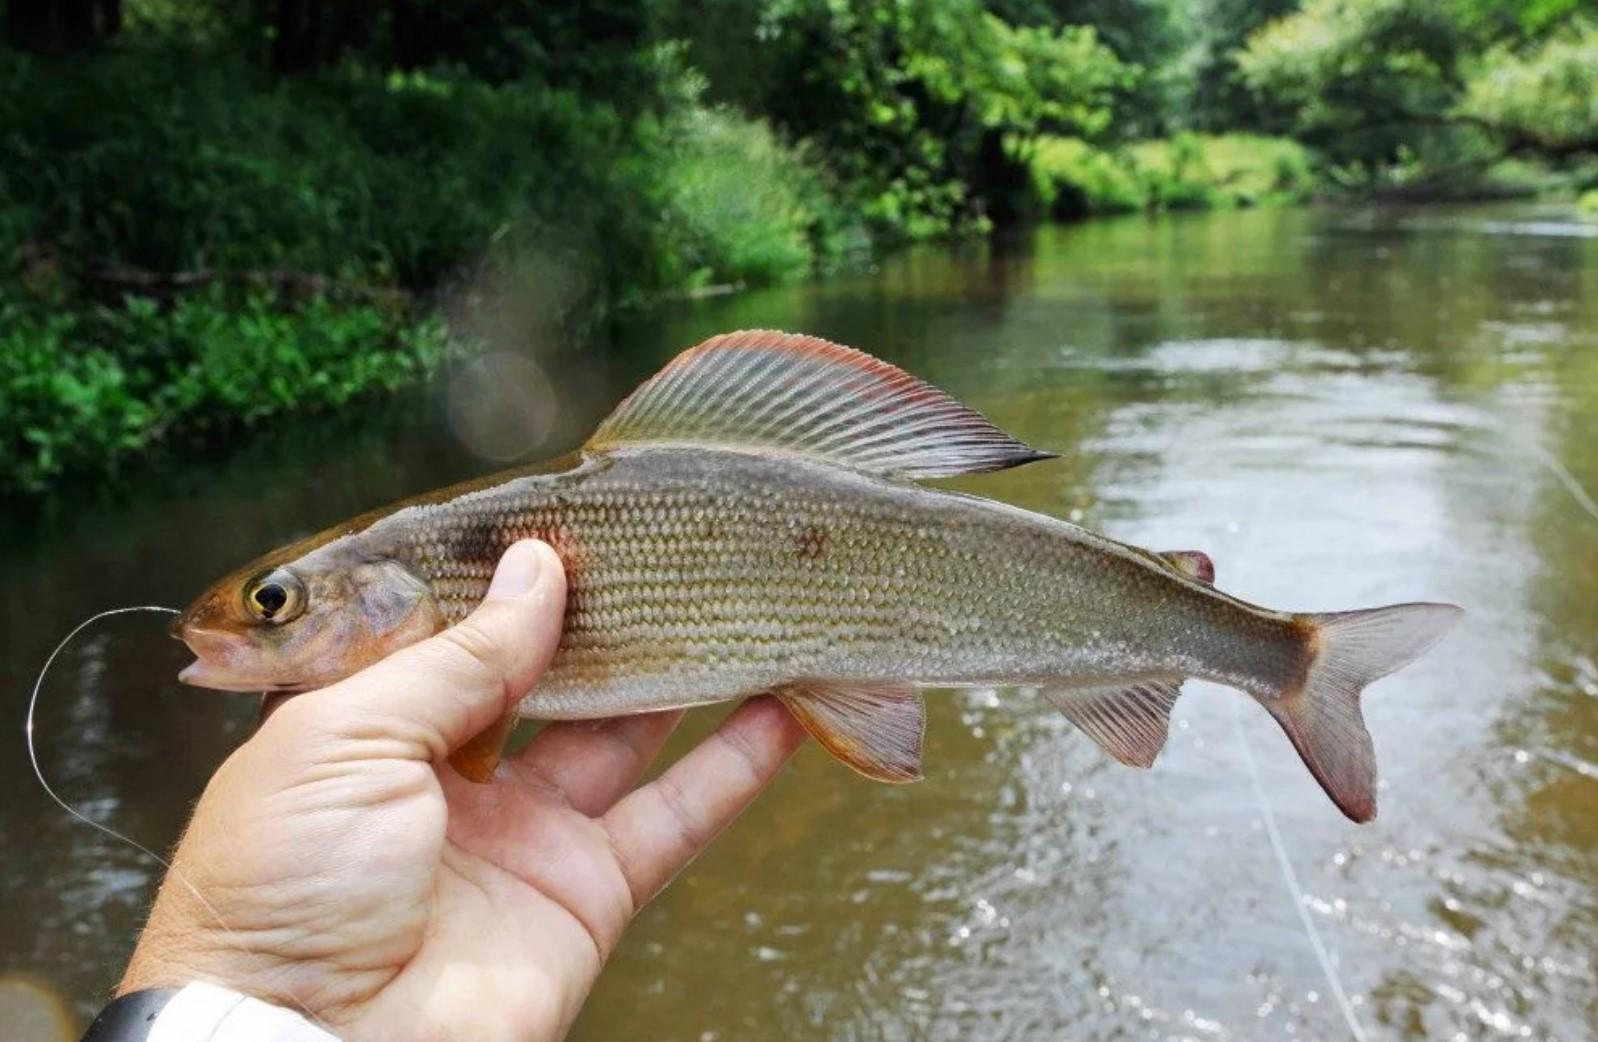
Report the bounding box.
[80,989,180,1042]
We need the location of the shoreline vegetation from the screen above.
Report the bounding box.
[4,0,1598,497]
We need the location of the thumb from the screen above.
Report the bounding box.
[314,539,567,765]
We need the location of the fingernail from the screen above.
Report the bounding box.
[486,540,545,601]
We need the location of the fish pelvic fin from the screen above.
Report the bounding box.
[585,330,1053,479]
[1044,677,1184,768]
[1267,603,1463,823]
[774,680,925,783]
[448,709,519,783]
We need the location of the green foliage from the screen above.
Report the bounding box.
[0,288,447,495]
[0,44,846,297]
[679,0,1130,234]
[1,50,639,292]
[991,0,1191,137]
[1460,19,1598,152]
[1031,137,1147,216]
[650,106,859,290]
[1450,0,1590,42]
[1236,0,1466,166]
[0,39,857,493]
[10,0,1598,495]
[1186,0,1302,131]
[1031,133,1315,217]
[1236,0,1598,183]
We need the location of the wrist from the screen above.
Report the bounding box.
[83,982,339,1041]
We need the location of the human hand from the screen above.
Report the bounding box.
[120,539,809,1041]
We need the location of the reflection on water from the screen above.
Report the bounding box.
[3,204,1595,1040]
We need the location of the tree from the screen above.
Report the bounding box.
[1237,0,1598,173]
[676,0,1128,232]
[1460,18,1598,156]
[6,0,122,52]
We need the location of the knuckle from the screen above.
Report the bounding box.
[715,722,768,787]
[431,618,507,691]
[653,773,709,852]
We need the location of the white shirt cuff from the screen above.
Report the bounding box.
[147,982,340,1042]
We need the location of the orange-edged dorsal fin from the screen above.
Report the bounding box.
[448,709,519,783]
[1159,550,1215,584]
[585,330,1054,479]
[1043,677,1184,768]
[774,680,926,782]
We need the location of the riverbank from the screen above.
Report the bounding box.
[1,34,1588,498]
[0,44,864,495]
[0,44,1321,498]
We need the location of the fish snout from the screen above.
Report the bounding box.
[174,625,262,691]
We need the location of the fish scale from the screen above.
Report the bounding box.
[363,445,1283,720]
[173,330,1461,819]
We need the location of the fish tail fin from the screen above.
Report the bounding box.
[1264,603,1462,823]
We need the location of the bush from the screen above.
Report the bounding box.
[0,47,836,303]
[1461,19,1598,153]
[1031,137,1147,218]
[649,105,861,290]
[1030,133,1317,218]
[0,287,447,495]
[0,44,852,494]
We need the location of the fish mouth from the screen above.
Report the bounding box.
[174,624,306,693]
[176,658,305,693]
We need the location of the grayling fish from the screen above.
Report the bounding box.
[174,331,1462,820]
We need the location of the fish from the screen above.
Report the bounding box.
[174,330,1462,821]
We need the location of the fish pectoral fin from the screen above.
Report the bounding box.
[1043,677,1185,768]
[584,330,1053,479]
[774,680,926,783]
[1158,550,1215,584]
[448,709,520,783]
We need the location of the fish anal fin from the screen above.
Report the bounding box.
[448,709,519,783]
[1159,550,1215,584]
[586,330,1053,479]
[774,680,925,783]
[1043,677,1184,768]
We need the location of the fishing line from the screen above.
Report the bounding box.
[26,606,185,869]
[1523,438,1598,524]
[26,605,338,1036]
[1230,700,1368,1042]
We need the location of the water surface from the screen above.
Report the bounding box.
[4,204,1595,1040]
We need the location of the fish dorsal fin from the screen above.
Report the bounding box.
[774,679,925,782]
[586,330,1054,478]
[1043,677,1185,768]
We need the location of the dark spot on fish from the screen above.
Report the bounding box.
[795,524,829,561]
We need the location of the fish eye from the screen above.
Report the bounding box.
[245,570,305,624]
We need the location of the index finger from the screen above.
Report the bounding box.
[601,697,808,909]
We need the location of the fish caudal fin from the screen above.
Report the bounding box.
[1268,603,1463,823]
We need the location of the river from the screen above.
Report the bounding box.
[3,204,1595,1040]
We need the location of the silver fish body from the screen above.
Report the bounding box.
[176,330,1462,818]
[374,445,1300,718]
